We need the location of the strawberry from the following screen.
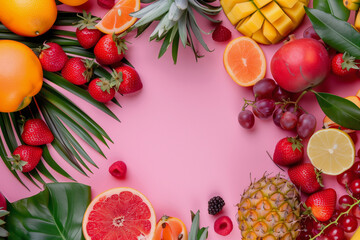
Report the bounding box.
[75,11,102,49]
[9,145,43,172]
[97,0,115,8]
[212,25,232,42]
[88,78,116,102]
[38,42,68,72]
[288,163,323,194]
[273,137,303,166]
[114,65,143,94]
[21,119,54,146]
[94,34,128,66]
[331,52,359,76]
[61,57,94,85]
[305,188,337,222]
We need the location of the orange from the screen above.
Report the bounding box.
[82,187,156,240]
[58,0,88,6]
[223,37,266,87]
[95,0,140,34]
[154,216,188,240]
[0,40,43,113]
[0,0,57,37]
[323,96,360,133]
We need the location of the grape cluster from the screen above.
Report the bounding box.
[238,78,316,139]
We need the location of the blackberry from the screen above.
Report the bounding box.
[208,196,225,215]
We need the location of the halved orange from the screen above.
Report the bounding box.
[153,216,188,240]
[58,0,88,6]
[95,0,140,34]
[223,37,266,87]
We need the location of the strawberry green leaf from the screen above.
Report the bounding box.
[313,0,350,21]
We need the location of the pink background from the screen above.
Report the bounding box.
[1,0,360,238]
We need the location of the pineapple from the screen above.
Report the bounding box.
[0,208,9,237]
[221,0,309,44]
[237,175,301,239]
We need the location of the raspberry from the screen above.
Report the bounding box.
[109,161,127,179]
[214,216,233,236]
[208,196,225,215]
[212,25,231,42]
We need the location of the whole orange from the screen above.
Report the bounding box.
[0,40,43,113]
[0,0,57,37]
[58,0,88,6]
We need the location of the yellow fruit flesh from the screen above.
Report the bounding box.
[227,2,257,25]
[276,0,298,8]
[283,2,306,25]
[344,0,360,10]
[253,0,272,8]
[355,10,360,31]
[221,0,248,15]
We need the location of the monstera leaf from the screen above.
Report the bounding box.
[6,183,91,240]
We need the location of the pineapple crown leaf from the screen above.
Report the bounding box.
[0,209,9,219]
[75,10,100,30]
[112,33,130,55]
[189,210,208,240]
[341,52,359,71]
[287,137,303,152]
[81,59,95,82]
[8,154,27,171]
[96,78,113,94]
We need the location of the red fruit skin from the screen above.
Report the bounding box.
[39,42,68,72]
[212,25,232,42]
[61,57,89,85]
[270,38,329,93]
[97,0,115,8]
[331,53,358,77]
[94,35,124,66]
[76,27,102,49]
[109,161,127,179]
[214,216,233,236]
[273,137,303,166]
[88,78,116,103]
[288,163,322,194]
[115,66,143,94]
[0,192,6,211]
[21,119,54,146]
[13,145,43,172]
[305,188,337,222]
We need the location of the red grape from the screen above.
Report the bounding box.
[273,107,283,127]
[252,99,275,119]
[280,111,298,130]
[285,104,303,118]
[351,203,360,219]
[337,170,357,188]
[238,110,255,129]
[272,86,291,102]
[297,113,316,139]
[350,179,360,195]
[351,161,360,177]
[253,78,277,99]
[338,195,354,212]
[303,26,321,40]
[339,215,358,232]
[325,225,345,240]
[316,235,331,240]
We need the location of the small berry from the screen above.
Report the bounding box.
[212,25,231,42]
[97,0,115,8]
[38,42,68,72]
[109,161,127,179]
[208,196,225,215]
[214,216,233,236]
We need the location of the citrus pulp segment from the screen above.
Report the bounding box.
[82,187,156,240]
[153,216,188,240]
[95,0,140,34]
[307,129,355,175]
[223,37,266,87]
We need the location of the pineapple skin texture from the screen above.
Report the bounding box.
[237,175,301,239]
[221,0,309,44]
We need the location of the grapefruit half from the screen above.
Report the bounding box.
[82,187,156,240]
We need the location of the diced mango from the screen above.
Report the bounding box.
[260,1,284,23]
[298,0,309,4]
[263,20,282,43]
[220,0,249,15]
[344,0,360,10]
[275,0,297,8]
[236,16,253,36]
[272,14,294,36]
[237,11,264,36]
[253,0,272,8]
[355,8,360,31]
[283,2,305,25]
[252,29,271,45]
[227,1,257,25]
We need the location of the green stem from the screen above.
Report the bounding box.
[295,89,309,109]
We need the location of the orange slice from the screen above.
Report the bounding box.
[223,36,266,87]
[58,0,88,6]
[154,216,188,240]
[82,187,156,240]
[96,0,140,34]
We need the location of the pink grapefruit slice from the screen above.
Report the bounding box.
[82,187,156,240]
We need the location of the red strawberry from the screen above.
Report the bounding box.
[331,52,359,76]
[273,137,303,166]
[114,65,143,94]
[212,25,232,42]
[305,188,337,222]
[109,161,127,179]
[21,119,54,146]
[94,34,128,66]
[10,145,43,172]
[288,163,323,194]
[97,0,115,8]
[88,78,116,102]
[75,11,102,49]
[38,42,68,72]
[61,57,94,85]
